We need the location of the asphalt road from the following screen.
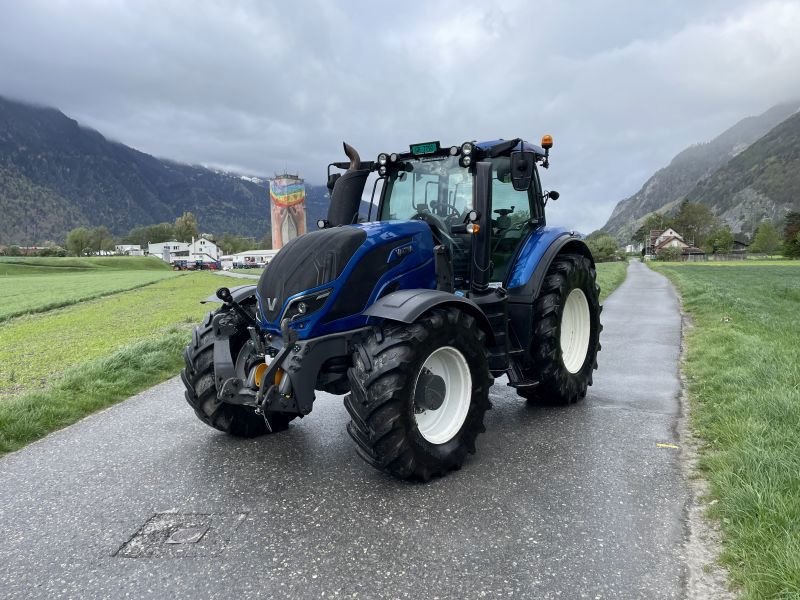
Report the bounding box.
[0,261,687,599]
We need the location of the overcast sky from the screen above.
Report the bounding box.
[2,0,800,232]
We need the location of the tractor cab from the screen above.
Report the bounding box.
[370,138,555,291]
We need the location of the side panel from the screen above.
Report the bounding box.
[260,220,437,340]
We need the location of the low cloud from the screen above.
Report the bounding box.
[1,0,799,233]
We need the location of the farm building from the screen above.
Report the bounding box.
[647,229,704,260]
[147,238,222,264]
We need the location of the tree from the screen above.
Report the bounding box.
[749,222,781,255]
[124,223,176,247]
[260,233,273,250]
[703,226,734,255]
[66,227,93,256]
[174,212,199,242]
[89,226,115,253]
[672,201,718,247]
[6,245,22,256]
[657,247,683,262]
[219,233,257,255]
[585,230,620,262]
[783,212,800,258]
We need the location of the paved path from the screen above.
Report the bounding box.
[214,270,259,280]
[0,262,687,599]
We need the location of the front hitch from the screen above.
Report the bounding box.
[216,287,259,329]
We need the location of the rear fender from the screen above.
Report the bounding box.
[363,289,495,345]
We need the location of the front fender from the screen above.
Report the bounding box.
[363,289,495,345]
[506,229,594,302]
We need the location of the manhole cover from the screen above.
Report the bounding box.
[115,513,246,558]
[166,526,209,544]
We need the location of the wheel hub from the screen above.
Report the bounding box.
[414,368,447,412]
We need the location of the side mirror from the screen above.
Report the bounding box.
[548,190,560,201]
[510,151,535,191]
[327,173,341,193]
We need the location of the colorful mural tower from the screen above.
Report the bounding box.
[269,173,306,249]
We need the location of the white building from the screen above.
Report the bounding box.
[146,238,222,264]
[115,244,143,256]
[189,237,222,263]
[147,240,189,262]
[233,249,279,268]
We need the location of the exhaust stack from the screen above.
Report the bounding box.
[326,142,369,227]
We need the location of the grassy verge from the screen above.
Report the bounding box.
[651,262,800,599]
[0,328,191,454]
[0,273,220,401]
[595,261,628,301]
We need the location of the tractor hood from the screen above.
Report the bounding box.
[256,221,437,339]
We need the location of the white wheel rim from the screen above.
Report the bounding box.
[561,288,591,374]
[414,346,472,445]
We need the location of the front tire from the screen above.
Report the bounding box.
[345,307,492,481]
[181,302,296,437]
[516,253,602,404]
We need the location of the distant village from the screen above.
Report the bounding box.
[115,238,277,270]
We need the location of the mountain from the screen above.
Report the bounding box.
[0,95,332,245]
[602,102,800,240]
[686,110,800,233]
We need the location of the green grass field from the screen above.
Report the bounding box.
[651,261,800,599]
[0,255,172,274]
[0,256,179,322]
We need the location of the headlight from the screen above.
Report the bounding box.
[389,153,398,162]
[283,289,332,321]
[377,153,388,166]
[461,155,472,167]
[378,165,387,176]
[461,142,473,156]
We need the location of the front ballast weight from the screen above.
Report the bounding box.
[181,135,602,481]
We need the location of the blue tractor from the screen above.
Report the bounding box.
[181,137,602,481]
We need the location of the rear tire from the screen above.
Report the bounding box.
[516,253,602,405]
[181,302,296,437]
[345,307,492,481]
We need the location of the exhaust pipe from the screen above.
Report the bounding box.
[326,142,369,226]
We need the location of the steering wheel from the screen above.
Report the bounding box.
[412,212,456,247]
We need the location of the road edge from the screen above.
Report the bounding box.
[674,290,737,599]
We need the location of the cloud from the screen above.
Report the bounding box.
[1,0,799,233]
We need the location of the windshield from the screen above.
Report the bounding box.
[379,156,472,221]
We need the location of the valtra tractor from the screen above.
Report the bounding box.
[181,137,602,481]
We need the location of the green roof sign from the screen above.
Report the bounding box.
[409,141,440,156]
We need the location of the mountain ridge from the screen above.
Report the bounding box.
[0,95,332,245]
[602,101,800,240]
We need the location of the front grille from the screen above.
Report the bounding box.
[257,227,366,322]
